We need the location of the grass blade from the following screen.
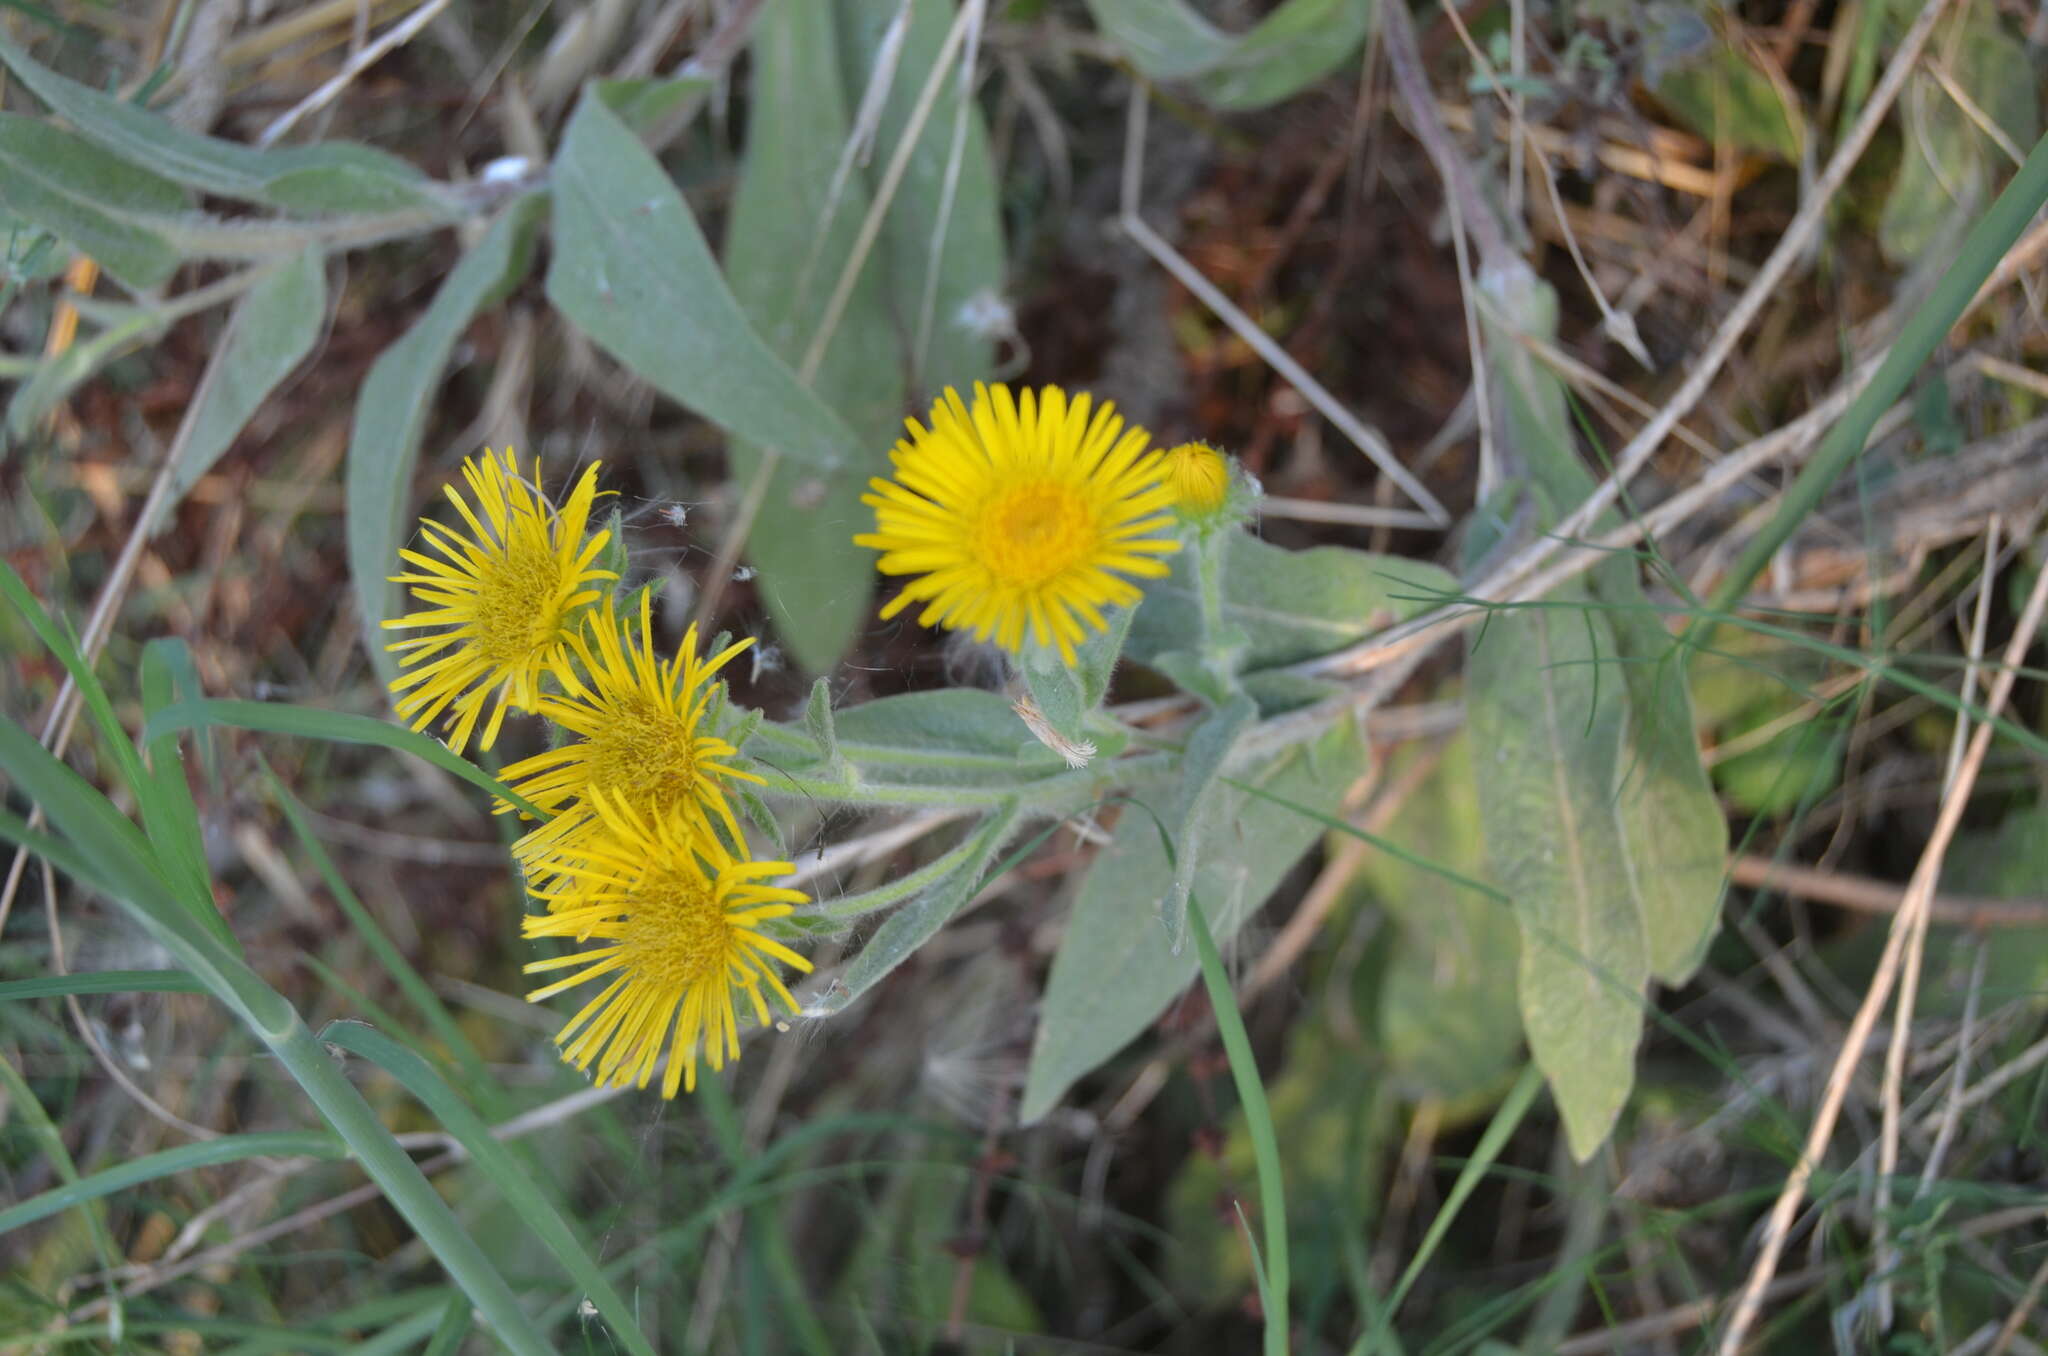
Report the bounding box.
[1704,126,2048,620]
[0,1130,343,1235]
[318,1020,660,1356]
[1189,895,1289,1355]
[0,970,206,1000]
[143,698,542,817]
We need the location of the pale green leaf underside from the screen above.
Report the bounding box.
[547,88,858,473]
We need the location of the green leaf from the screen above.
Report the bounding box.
[763,688,1039,791]
[546,87,858,472]
[1348,733,1522,1105]
[589,75,713,138]
[1083,0,1373,111]
[1157,693,1258,948]
[0,970,206,1001]
[725,0,903,672]
[0,1132,344,1237]
[0,30,453,215]
[0,113,184,288]
[835,0,1007,396]
[347,198,543,686]
[317,1022,659,1356]
[1466,591,1648,1162]
[142,699,543,818]
[1128,533,1456,671]
[1651,30,1802,159]
[1484,266,1724,986]
[1023,606,1135,748]
[167,247,326,506]
[1878,11,2038,261]
[802,676,849,783]
[807,804,1019,1017]
[1020,718,1369,1122]
[138,638,221,940]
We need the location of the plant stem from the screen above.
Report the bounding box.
[1190,896,1289,1354]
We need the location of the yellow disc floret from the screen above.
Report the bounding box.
[854,382,1180,664]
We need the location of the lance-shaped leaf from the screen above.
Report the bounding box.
[1083,0,1372,111]
[547,87,857,472]
[835,0,1007,397]
[0,31,455,215]
[1466,584,1647,1161]
[808,804,1020,1017]
[0,115,186,289]
[1486,265,1724,985]
[725,0,904,672]
[1157,693,1259,949]
[348,197,543,686]
[167,247,326,508]
[1021,718,1368,1122]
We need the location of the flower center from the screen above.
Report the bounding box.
[617,865,729,988]
[474,540,570,668]
[583,692,703,815]
[978,481,1095,588]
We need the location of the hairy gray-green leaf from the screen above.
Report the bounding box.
[1486,266,1724,985]
[0,31,453,215]
[809,804,1019,1017]
[1083,0,1372,111]
[0,114,185,288]
[1021,718,1368,1122]
[726,0,903,673]
[348,199,543,686]
[1157,693,1259,949]
[752,688,1057,794]
[168,248,325,508]
[547,88,857,472]
[1020,607,1133,745]
[1466,591,1646,1161]
[1129,533,1455,671]
[836,0,1007,396]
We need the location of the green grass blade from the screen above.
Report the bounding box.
[143,698,543,817]
[0,1130,342,1235]
[1704,126,2048,620]
[1189,895,1290,1356]
[317,1020,660,1356]
[0,563,155,829]
[1383,1064,1542,1321]
[262,761,491,1077]
[0,1054,126,1340]
[419,1295,473,1356]
[0,970,206,1000]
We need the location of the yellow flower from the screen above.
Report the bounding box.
[855,382,1180,664]
[1162,442,1231,514]
[384,449,612,753]
[523,793,810,1096]
[501,590,760,873]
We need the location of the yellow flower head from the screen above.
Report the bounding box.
[1161,442,1231,515]
[384,449,613,753]
[523,793,811,1097]
[500,589,761,872]
[854,382,1180,663]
